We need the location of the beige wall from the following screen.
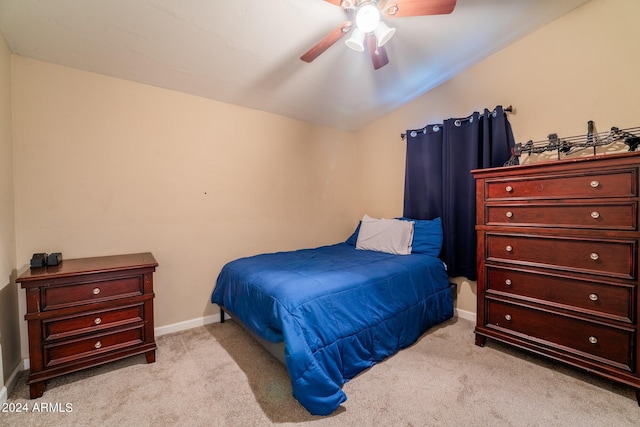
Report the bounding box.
[7,0,640,361]
[12,58,358,357]
[355,0,640,315]
[0,31,20,386]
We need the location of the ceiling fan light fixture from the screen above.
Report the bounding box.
[355,4,380,33]
[374,21,395,47]
[300,0,457,70]
[345,27,365,52]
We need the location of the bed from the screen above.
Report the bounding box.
[210,216,454,415]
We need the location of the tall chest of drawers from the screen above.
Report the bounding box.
[472,152,640,403]
[17,252,158,399]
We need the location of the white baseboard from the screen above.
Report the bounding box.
[20,314,224,381]
[156,309,474,337]
[1,360,25,405]
[155,310,474,337]
[154,313,220,337]
[11,308,474,402]
[455,308,477,323]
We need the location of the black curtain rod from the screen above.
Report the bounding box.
[400,105,513,140]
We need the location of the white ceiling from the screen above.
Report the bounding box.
[0,0,590,131]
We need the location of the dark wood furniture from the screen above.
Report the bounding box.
[472,152,640,404]
[17,252,158,399]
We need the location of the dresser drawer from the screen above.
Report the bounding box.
[486,202,637,230]
[486,300,634,371]
[486,233,636,279]
[485,168,636,201]
[486,267,633,321]
[43,304,144,341]
[42,276,144,310]
[44,326,144,367]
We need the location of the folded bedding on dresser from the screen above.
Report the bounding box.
[211,242,453,415]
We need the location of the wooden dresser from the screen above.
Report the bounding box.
[17,252,158,399]
[472,152,640,403]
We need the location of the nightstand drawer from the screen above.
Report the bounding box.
[485,168,636,201]
[44,326,144,367]
[485,202,636,230]
[486,300,634,371]
[486,267,633,321]
[486,233,635,279]
[43,304,144,341]
[43,276,144,310]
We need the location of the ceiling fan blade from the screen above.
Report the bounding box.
[382,0,457,18]
[323,0,346,6]
[300,22,352,63]
[366,34,389,70]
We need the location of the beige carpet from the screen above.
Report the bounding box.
[2,317,638,426]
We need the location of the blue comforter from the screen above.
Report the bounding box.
[211,243,453,415]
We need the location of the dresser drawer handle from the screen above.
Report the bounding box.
[505,245,513,252]
[92,287,101,295]
[590,180,600,188]
[505,279,512,286]
[94,317,102,325]
[505,185,513,193]
[505,211,513,218]
[589,293,599,301]
[590,211,600,219]
[94,341,102,349]
[590,252,599,261]
[504,314,512,321]
[588,336,598,345]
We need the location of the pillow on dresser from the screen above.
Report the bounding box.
[355,214,414,255]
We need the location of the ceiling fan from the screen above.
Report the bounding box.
[300,0,457,70]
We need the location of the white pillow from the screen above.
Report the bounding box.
[355,214,414,255]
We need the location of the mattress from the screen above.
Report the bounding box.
[211,242,453,415]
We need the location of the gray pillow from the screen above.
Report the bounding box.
[356,214,414,255]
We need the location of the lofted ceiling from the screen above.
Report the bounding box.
[0,0,590,131]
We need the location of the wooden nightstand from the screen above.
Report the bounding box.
[17,252,158,399]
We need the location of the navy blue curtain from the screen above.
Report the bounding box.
[403,106,515,280]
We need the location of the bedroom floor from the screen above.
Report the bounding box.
[2,317,637,426]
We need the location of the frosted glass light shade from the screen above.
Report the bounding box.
[345,27,365,52]
[374,21,395,47]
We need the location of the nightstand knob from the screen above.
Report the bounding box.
[505,185,513,193]
[589,293,599,301]
[94,317,102,325]
[590,211,600,219]
[505,245,513,252]
[590,180,600,188]
[92,287,101,295]
[94,341,102,349]
[590,252,599,261]
[505,279,512,286]
[506,211,513,218]
[588,336,598,345]
[504,314,512,321]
